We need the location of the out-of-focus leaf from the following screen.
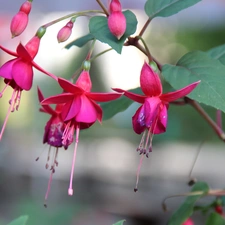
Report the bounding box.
[7,216,28,225]
[112,220,126,225]
[145,0,201,18]
[162,51,225,112]
[65,33,95,49]
[206,212,225,225]
[168,182,209,225]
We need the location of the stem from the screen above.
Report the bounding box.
[136,35,152,61]
[86,39,96,60]
[89,48,113,62]
[96,0,109,16]
[185,97,225,141]
[42,10,104,28]
[138,18,151,37]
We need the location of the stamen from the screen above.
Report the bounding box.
[68,124,79,196]
[0,89,17,140]
[44,169,53,207]
[137,130,146,152]
[0,81,10,98]
[45,147,51,169]
[134,154,145,192]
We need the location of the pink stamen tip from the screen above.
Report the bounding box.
[68,188,73,196]
[68,125,80,197]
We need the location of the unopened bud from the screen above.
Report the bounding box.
[108,11,126,40]
[109,0,122,13]
[10,0,32,38]
[57,20,75,43]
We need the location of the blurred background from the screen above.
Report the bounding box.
[0,0,225,224]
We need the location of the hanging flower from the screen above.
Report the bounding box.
[41,69,122,196]
[0,29,57,140]
[114,62,200,191]
[37,87,73,206]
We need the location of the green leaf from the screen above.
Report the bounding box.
[206,212,225,225]
[162,51,225,112]
[65,33,95,49]
[112,220,126,225]
[145,0,201,19]
[168,182,209,225]
[89,10,137,54]
[7,216,29,225]
[101,87,142,120]
[207,44,225,65]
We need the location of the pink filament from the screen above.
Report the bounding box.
[135,154,145,192]
[68,124,80,196]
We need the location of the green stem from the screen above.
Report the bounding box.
[136,35,152,61]
[86,39,97,60]
[42,10,104,28]
[89,48,113,62]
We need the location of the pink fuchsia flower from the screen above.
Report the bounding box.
[114,62,200,191]
[42,69,122,196]
[37,87,73,206]
[108,0,126,40]
[57,18,76,43]
[182,218,194,225]
[10,0,33,37]
[0,33,57,140]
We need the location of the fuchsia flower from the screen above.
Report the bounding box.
[10,0,33,37]
[0,34,57,140]
[108,0,126,40]
[37,87,73,206]
[114,62,200,191]
[42,69,121,196]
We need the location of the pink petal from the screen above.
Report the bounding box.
[87,92,121,102]
[62,97,81,121]
[16,43,32,61]
[75,70,92,92]
[12,59,33,90]
[0,59,17,79]
[113,88,146,104]
[143,97,161,128]
[0,45,18,57]
[37,87,56,115]
[140,62,162,97]
[91,100,103,122]
[58,78,84,94]
[41,93,74,105]
[75,95,99,123]
[160,81,200,102]
[153,104,168,134]
[31,61,58,81]
[132,106,146,134]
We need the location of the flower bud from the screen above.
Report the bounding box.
[109,0,122,13]
[10,0,32,38]
[182,218,194,225]
[108,11,126,40]
[57,20,74,43]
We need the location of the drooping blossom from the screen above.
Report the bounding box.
[108,0,126,40]
[57,17,76,43]
[37,87,73,206]
[114,62,200,191]
[41,69,122,196]
[0,31,57,140]
[10,0,33,37]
